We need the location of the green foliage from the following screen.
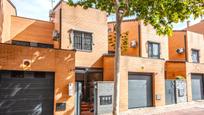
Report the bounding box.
[108,31,129,53]
[176,76,185,80]
[67,0,204,36]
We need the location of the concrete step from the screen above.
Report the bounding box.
[81,108,89,111]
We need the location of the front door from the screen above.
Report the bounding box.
[75,68,103,114]
[165,80,176,105]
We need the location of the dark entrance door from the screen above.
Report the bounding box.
[0,71,54,115]
[128,73,152,108]
[191,74,204,100]
[75,68,103,113]
[165,80,176,105]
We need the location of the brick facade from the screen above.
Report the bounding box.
[1,0,204,114]
[0,43,75,115]
[11,16,54,44]
[53,2,108,68]
[167,30,204,102]
[104,56,166,111]
[0,0,16,43]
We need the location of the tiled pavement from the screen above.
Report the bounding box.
[155,107,204,115]
[120,100,204,115]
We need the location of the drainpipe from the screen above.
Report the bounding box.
[59,8,62,49]
[138,21,141,57]
[184,32,188,62]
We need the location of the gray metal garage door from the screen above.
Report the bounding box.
[0,71,54,115]
[128,74,152,108]
[191,74,204,100]
[165,80,176,105]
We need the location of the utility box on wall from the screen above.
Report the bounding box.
[94,81,114,115]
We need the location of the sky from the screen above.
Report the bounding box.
[11,0,202,30]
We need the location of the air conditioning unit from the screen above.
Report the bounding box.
[176,48,185,54]
[52,30,60,40]
[49,9,55,18]
[130,40,137,48]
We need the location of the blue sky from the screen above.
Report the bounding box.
[11,0,202,30]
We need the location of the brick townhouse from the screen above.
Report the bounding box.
[0,0,203,115]
[166,20,204,103]
[107,20,168,111]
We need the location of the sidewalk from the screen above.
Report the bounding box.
[120,100,204,115]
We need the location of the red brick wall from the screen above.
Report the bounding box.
[57,2,108,68]
[108,20,140,57]
[0,43,76,115]
[165,61,186,79]
[168,31,186,61]
[11,16,54,44]
[103,55,165,111]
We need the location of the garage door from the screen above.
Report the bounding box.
[191,74,204,100]
[128,74,152,108]
[0,71,54,115]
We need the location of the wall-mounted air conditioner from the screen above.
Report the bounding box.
[176,48,185,54]
[130,40,137,48]
[52,30,60,41]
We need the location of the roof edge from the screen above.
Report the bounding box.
[173,30,186,32]
[11,15,53,23]
[7,0,17,15]
[53,0,64,11]
[108,18,138,24]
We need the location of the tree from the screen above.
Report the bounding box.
[67,0,204,114]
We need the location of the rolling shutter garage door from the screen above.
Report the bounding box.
[128,74,152,108]
[0,71,54,115]
[191,74,204,100]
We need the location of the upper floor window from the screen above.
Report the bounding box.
[73,31,92,51]
[191,49,199,63]
[148,42,160,59]
[12,40,53,48]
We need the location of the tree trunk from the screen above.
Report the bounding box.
[113,1,122,114]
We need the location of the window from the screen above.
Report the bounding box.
[12,40,54,48]
[148,42,160,59]
[192,49,199,63]
[12,40,30,46]
[73,31,92,51]
[37,43,53,48]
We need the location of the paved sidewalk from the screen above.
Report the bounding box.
[156,107,204,115]
[120,100,204,115]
